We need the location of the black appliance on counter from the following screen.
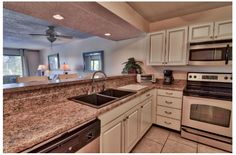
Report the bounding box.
[163,70,174,85]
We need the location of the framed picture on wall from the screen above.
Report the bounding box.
[48,53,60,70]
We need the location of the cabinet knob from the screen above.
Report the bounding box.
[141,106,144,108]
[165,92,173,95]
[215,36,218,38]
[164,121,171,125]
[162,62,165,64]
[146,94,151,97]
[210,36,214,39]
[164,111,172,115]
[165,101,173,104]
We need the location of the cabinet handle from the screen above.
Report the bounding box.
[162,62,165,64]
[210,36,214,39]
[165,101,173,104]
[165,92,173,95]
[141,105,144,108]
[164,121,171,125]
[164,111,172,115]
[215,36,218,38]
[146,94,151,97]
[68,146,73,151]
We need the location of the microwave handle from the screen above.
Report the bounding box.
[225,44,230,65]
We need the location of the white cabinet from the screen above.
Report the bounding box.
[148,31,166,65]
[156,89,183,131]
[214,20,232,40]
[148,27,188,66]
[101,119,123,153]
[124,109,139,152]
[166,27,188,65]
[99,90,154,153]
[189,23,214,42]
[189,20,232,42]
[139,100,152,136]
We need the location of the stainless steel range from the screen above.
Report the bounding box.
[181,72,232,152]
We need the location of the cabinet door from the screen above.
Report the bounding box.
[189,23,214,42]
[101,122,123,153]
[140,100,152,136]
[124,110,139,152]
[214,20,232,40]
[148,31,166,65]
[166,27,188,65]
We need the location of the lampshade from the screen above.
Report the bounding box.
[37,65,47,71]
[60,63,71,71]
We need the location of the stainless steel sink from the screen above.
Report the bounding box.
[68,89,136,108]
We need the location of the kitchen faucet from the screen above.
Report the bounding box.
[91,71,107,93]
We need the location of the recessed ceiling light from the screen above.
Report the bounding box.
[104,33,111,36]
[53,14,64,20]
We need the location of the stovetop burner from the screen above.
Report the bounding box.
[184,73,232,101]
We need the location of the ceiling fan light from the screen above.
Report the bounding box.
[104,33,111,36]
[53,14,64,20]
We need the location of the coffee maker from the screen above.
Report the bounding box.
[163,70,174,84]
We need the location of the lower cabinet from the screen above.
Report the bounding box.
[101,121,123,153]
[124,109,139,152]
[140,100,152,136]
[99,90,154,153]
[156,89,183,131]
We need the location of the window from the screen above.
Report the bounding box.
[3,55,23,76]
[83,51,104,72]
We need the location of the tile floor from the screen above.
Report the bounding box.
[132,126,229,153]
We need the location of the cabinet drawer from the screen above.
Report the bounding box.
[157,96,182,109]
[156,115,180,131]
[157,89,182,98]
[156,106,181,120]
[140,90,153,102]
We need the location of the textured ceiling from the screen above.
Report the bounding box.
[3,9,92,50]
[3,2,144,42]
[128,2,231,22]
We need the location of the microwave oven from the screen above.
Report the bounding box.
[189,40,232,66]
[137,74,156,83]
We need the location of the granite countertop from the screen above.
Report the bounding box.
[3,86,153,153]
[155,79,186,91]
[3,80,186,153]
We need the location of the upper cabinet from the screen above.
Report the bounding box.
[214,20,232,40]
[189,20,232,42]
[149,31,166,65]
[189,23,214,42]
[147,26,188,66]
[166,27,188,65]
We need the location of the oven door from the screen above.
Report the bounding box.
[182,96,232,137]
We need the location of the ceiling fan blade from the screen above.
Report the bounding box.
[55,35,73,39]
[29,34,48,36]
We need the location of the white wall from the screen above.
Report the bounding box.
[39,35,232,79]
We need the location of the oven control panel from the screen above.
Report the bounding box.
[188,73,232,83]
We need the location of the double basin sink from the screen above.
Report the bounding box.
[68,88,136,108]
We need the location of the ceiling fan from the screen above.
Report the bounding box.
[29,26,73,43]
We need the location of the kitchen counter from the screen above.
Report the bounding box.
[3,74,136,93]
[3,79,186,153]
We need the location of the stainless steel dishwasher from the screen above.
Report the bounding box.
[27,119,100,153]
